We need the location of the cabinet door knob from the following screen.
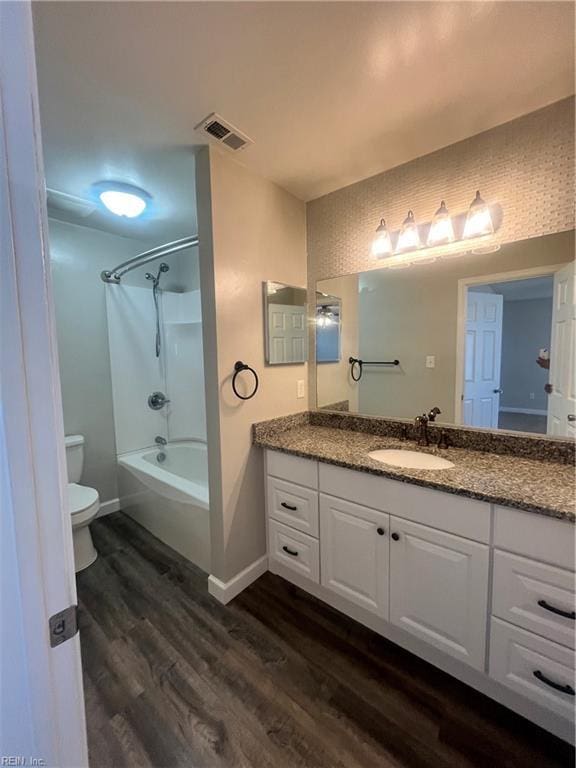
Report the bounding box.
[377,527,385,536]
[391,532,400,541]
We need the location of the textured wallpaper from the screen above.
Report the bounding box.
[307,97,575,284]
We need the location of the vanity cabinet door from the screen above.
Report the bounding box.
[320,494,389,618]
[389,517,489,670]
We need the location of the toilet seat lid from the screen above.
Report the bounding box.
[68,483,99,515]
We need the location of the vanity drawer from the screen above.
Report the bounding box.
[494,506,575,571]
[490,618,575,721]
[319,463,490,542]
[267,477,319,537]
[266,450,318,489]
[268,519,320,583]
[493,551,575,648]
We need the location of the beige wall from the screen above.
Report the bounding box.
[307,98,575,407]
[351,232,573,422]
[196,147,307,582]
[316,274,359,411]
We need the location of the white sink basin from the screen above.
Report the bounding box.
[368,449,455,470]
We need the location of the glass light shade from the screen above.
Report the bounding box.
[99,189,147,218]
[395,210,421,252]
[427,200,455,246]
[371,218,393,258]
[463,190,493,238]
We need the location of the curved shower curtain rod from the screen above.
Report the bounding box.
[100,235,199,283]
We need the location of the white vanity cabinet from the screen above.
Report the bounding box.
[264,449,576,743]
[388,516,489,669]
[320,495,389,618]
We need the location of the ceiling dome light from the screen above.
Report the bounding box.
[463,190,493,239]
[92,181,151,218]
[396,210,421,252]
[427,200,455,246]
[371,218,393,258]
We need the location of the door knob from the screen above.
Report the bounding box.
[568,415,576,422]
[493,388,503,394]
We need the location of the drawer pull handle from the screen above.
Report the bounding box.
[533,670,575,696]
[537,599,576,620]
[280,502,298,511]
[282,545,299,557]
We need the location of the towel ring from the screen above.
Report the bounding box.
[232,361,259,400]
[349,357,363,382]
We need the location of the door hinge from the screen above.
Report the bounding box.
[49,605,78,648]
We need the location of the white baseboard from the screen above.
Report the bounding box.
[97,497,120,517]
[500,407,547,416]
[208,555,268,605]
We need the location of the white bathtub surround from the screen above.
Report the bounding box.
[106,273,210,572]
[118,441,210,573]
[208,555,269,605]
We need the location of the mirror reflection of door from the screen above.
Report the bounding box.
[463,292,503,428]
[267,303,307,363]
[462,274,557,435]
[548,261,576,437]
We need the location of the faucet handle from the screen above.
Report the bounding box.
[428,406,442,422]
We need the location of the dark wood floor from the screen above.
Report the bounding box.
[78,513,573,768]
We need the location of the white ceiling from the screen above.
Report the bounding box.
[33,1,574,241]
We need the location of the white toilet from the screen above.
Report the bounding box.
[65,435,100,572]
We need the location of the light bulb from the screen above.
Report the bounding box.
[427,200,455,246]
[463,190,493,238]
[396,210,421,252]
[371,218,393,258]
[99,190,147,218]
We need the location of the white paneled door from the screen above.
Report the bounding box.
[463,291,503,428]
[320,495,389,618]
[389,517,489,670]
[547,261,576,437]
[267,303,307,363]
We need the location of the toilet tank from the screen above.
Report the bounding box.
[64,435,85,483]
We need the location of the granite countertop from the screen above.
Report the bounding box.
[254,423,575,522]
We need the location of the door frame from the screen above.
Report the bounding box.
[1,2,88,765]
[454,264,566,425]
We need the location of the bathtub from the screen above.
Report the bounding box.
[118,440,210,572]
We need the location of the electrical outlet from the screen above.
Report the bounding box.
[529,392,535,400]
[297,380,305,399]
[426,356,436,369]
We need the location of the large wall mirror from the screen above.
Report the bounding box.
[264,281,308,364]
[315,230,575,437]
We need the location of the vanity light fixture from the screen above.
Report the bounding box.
[395,210,421,252]
[463,190,493,239]
[371,218,393,258]
[427,200,455,246]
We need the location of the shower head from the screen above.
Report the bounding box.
[145,272,154,281]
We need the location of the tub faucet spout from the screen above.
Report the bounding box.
[155,436,167,447]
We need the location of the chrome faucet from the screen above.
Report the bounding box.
[414,414,429,446]
[155,436,167,447]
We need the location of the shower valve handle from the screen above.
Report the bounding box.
[148,391,170,410]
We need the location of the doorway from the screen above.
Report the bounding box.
[456,266,567,434]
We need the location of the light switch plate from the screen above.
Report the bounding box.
[426,356,436,369]
[297,379,305,398]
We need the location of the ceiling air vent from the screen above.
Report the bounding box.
[195,112,253,152]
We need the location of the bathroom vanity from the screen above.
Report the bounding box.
[255,415,575,743]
